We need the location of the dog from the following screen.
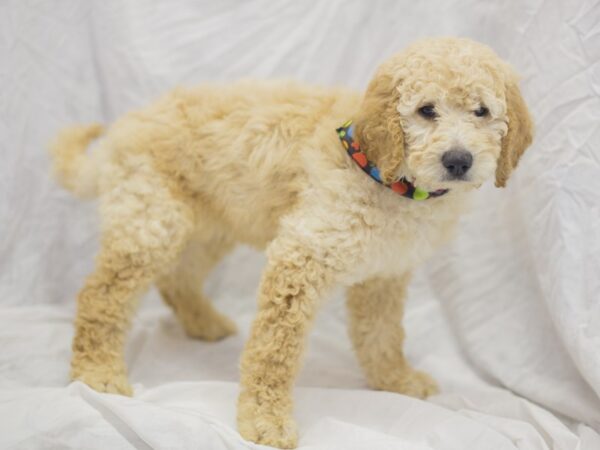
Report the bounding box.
[50,37,533,448]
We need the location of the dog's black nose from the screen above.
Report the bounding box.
[442,149,473,178]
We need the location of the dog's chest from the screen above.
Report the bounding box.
[338,194,461,285]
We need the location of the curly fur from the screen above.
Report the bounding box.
[49,37,533,448]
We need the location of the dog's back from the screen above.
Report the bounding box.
[51,80,361,246]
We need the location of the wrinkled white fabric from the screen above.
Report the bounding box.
[1,1,599,449]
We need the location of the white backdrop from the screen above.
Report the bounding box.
[1,1,600,449]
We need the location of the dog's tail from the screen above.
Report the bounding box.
[49,124,103,199]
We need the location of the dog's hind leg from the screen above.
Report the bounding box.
[70,170,194,395]
[156,234,237,341]
[346,274,438,399]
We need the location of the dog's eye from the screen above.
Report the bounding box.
[474,106,489,117]
[418,105,437,119]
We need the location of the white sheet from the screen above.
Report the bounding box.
[1,1,600,449]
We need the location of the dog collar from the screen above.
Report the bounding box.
[337,120,449,200]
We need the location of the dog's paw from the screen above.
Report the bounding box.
[375,369,439,399]
[238,413,298,449]
[180,310,237,342]
[237,393,298,448]
[71,367,133,396]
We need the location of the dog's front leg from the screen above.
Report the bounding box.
[346,274,438,398]
[237,243,332,449]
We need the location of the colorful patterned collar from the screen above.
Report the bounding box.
[336,120,449,200]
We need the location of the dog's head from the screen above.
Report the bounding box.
[354,37,533,191]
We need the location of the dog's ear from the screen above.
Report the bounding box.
[354,64,405,184]
[495,78,534,187]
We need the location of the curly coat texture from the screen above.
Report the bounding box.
[50,37,533,448]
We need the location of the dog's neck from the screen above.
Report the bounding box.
[337,120,449,200]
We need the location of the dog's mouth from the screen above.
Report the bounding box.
[442,173,470,183]
[409,174,479,193]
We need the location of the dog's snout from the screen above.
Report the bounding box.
[441,149,473,178]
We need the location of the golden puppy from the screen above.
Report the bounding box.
[50,37,533,448]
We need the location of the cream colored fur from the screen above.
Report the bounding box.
[49,37,533,448]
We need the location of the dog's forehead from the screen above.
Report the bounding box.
[392,56,507,115]
[386,38,509,103]
[402,59,500,91]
